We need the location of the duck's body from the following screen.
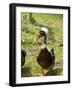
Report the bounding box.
[21,49,26,67]
[37,47,55,70]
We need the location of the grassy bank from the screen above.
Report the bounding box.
[21,13,63,77]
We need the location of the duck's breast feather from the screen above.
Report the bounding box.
[37,48,54,68]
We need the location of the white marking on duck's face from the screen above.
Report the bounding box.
[41,27,49,35]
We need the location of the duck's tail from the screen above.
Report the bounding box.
[51,48,54,55]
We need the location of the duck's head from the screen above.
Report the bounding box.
[34,27,49,45]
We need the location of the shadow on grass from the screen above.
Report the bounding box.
[45,68,63,76]
[21,67,32,77]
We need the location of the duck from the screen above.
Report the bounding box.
[35,27,55,76]
[21,48,26,67]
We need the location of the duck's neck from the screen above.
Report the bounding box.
[41,43,47,49]
[40,36,47,49]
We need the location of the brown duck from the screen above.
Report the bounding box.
[35,27,55,76]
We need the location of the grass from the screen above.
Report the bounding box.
[21,12,63,77]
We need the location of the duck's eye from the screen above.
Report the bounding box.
[39,31,46,36]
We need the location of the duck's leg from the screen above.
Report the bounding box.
[41,68,45,76]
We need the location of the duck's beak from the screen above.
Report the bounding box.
[34,33,41,43]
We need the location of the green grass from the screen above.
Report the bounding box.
[21,12,63,77]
